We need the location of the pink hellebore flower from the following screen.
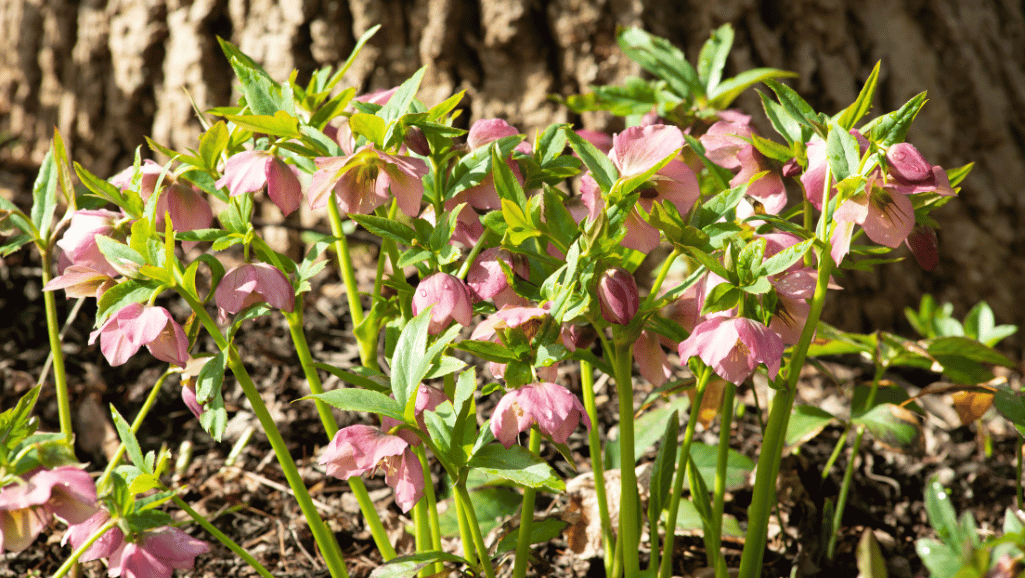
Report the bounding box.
[905,224,939,271]
[581,124,700,252]
[466,248,530,308]
[634,330,672,387]
[111,160,213,235]
[597,267,640,325]
[215,262,295,316]
[447,118,530,211]
[89,303,189,367]
[308,145,428,217]
[411,273,475,335]
[381,384,449,445]
[56,209,123,278]
[700,111,786,213]
[490,382,591,448]
[678,316,785,386]
[63,510,125,562]
[107,526,209,578]
[830,177,915,264]
[0,467,98,553]
[319,425,424,512]
[471,304,555,381]
[44,264,115,300]
[885,143,955,197]
[216,151,302,216]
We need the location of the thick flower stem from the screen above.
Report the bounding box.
[658,366,711,578]
[453,487,478,563]
[455,485,498,578]
[709,382,736,578]
[284,308,396,561]
[579,359,615,571]
[737,249,834,578]
[327,195,374,366]
[512,427,542,578]
[416,446,444,575]
[609,330,641,577]
[39,246,73,444]
[173,495,276,578]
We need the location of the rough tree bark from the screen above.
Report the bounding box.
[2,0,1024,348]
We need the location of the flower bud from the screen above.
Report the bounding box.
[411,273,474,335]
[597,267,639,325]
[886,142,931,182]
[404,126,431,156]
[560,322,597,352]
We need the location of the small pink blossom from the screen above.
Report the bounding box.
[700,111,787,213]
[215,263,295,315]
[56,209,124,277]
[634,330,672,387]
[490,382,591,448]
[800,131,869,210]
[107,526,209,578]
[319,425,424,512]
[111,161,213,236]
[831,178,916,263]
[905,224,939,271]
[466,248,530,307]
[0,467,98,553]
[447,118,530,211]
[678,316,785,385]
[44,264,115,300]
[89,303,189,367]
[411,273,474,335]
[308,145,427,217]
[216,151,303,216]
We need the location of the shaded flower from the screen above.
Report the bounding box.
[634,329,672,387]
[111,160,213,240]
[215,151,303,216]
[107,526,209,578]
[420,203,484,248]
[89,303,189,367]
[490,382,591,448]
[0,467,97,553]
[678,316,784,385]
[905,224,939,271]
[308,145,427,217]
[319,425,424,512]
[831,177,915,264]
[597,267,639,325]
[700,110,786,213]
[411,273,474,335]
[447,118,530,211]
[215,263,295,316]
[800,130,869,210]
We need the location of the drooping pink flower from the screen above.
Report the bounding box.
[181,383,204,420]
[700,111,787,214]
[381,384,449,446]
[581,124,700,252]
[411,273,474,335]
[830,177,916,264]
[574,129,613,154]
[214,262,295,316]
[89,303,189,367]
[885,143,955,197]
[471,304,556,381]
[110,159,164,199]
[107,526,209,578]
[111,161,213,240]
[905,224,939,271]
[466,248,530,307]
[215,150,302,216]
[319,425,424,512]
[56,209,124,278]
[490,382,591,448]
[420,203,484,248]
[634,330,672,387]
[597,267,640,325]
[678,316,785,385]
[62,510,125,562]
[43,264,115,300]
[308,145,428,217]
[560,322,597,352]
[446,118,531,211]
[0,467,98,553]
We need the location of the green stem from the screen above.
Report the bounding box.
[512,428,542,578]
[736,249,834,578]
[642,248,679,309]
[455,485,498,578]
[100,370,173,485]
[1017,437,1024,510]
[820,425,852,481]
[327,194,373,365]
[608,329,641,577]
[51,518,118,578]
[415,446,443,575]
[39,246,73,444]
[173,495,275,578]
[579,359,614,572]
[658,366,711,578]
[453,487,477,564]
[709,382,735,578]
[827,425,865,559]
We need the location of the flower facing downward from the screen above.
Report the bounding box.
[490,382,591,448]
[319,425,424,512]
[215,263,295,316]
[62,510,125,562]
[678,316,785,386]
[308,145,428,217]
[88,303,189,367]
[0,467,98,553]
[215,151,303,216]
[56,209,124,278]
[411,273,474,335]
[106,526,210,578]
[597,267,640,325]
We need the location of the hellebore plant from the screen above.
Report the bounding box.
[6,21,1016,578]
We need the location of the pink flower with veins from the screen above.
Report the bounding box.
[56,209,123,278]
[700,110,787,214]
[308,145,427,217]
[216,151,303,216]
[678,316,785,386]
[490,382,591,448]
[0,466,98,553]
[466,248,530,308]
[62,510,125,562]
[581,124,700,252]
[905,224,939,271]
[411,273,474,335]
[106,526,209,578]
[89,303,189,367]
[319,425,425,512]
[44,264,115,300]
[111,160,213,240]
[830,177,916,264]
[471,304,556,381]
[215,263,295,316]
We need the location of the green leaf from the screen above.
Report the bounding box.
[378,67,427,123]
[195,352,225,403]
[468,444,564,491]
[31,148,58,240]
[495,517,569,555]
[757,237,813,277]
[763,79,824,135]
[618,28,701,100]
[221,111,301,139]
[368,552,470,578]
[312,363,390,393]
[758,89,807,146]
[688,442,755,492]
[853,403,923,453]
[95,235,146,278]
[304,389,404,422]
[697,24,733,95]
[455,340,519,363]
[649,409,679,515]
[837,61,881,130]
[198,122,229,170]
[605,397,689,469]
[857,527,889,578]
[826,122,861,182]
[110,405,150,474]
[437,486,518,538]
[993,389,1025,431]
[446,135,523,199]
[708,67,798,110]
[349,112,387,146]
[0,385,41,451]
[927,336,1014,368]
[390,309,433,410]
[863,92,927,147]
[96,278,163,325]
[786,405,837,447]
[427,90,465,121]
[924,476,963,547]
[348,213,416,245]
[501,198,539,245]
[492,143,527,206]
[564,127,618,194]
[52,130,76,212]
[749,133,795,163]
[199,389,227,443]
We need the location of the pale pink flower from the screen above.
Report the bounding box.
[831,177,915,264]
[634,330,672,387]
[700,111,786,213]
[490,382,591,448]
[62,510,125,562]
[44,264,115,300]
[56,209,123,277]
[308,145,427,217]
[107,526,209,578]
[214,263,295,315]
[109,159,163,199]
[319,425,424,512]
[411,273,474,335]
[597,267,640,325]
[466,248,530,307]
[678,316,785,385]
[216,151,303,216]
[0,467,98,553]
[89,303,189,367]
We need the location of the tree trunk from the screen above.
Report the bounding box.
[3,0,1024,347]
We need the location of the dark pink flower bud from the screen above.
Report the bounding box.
[560,322,597,352]
[905,224,939,271]
[411,273,474,335]
[598,267,639,325]
[886,142,931,182]
[404,126,431,156]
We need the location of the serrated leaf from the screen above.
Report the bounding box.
[764,79,823,134]
[618,28,701,100]
[221,111,300,139]
[390,309,433,409]
[468,444,564,491]
[195,352,225,403]
[853,403,923,454]
[826,123,861,182]
[378,67,426,123]
[837,61,880,130]
[111,405,150,474]
[456,340,519,363]
[564,128,618,194]
[304,389,404,421]
[757,237,813,277]
[348,213,416,245]
[863,92,927,147]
